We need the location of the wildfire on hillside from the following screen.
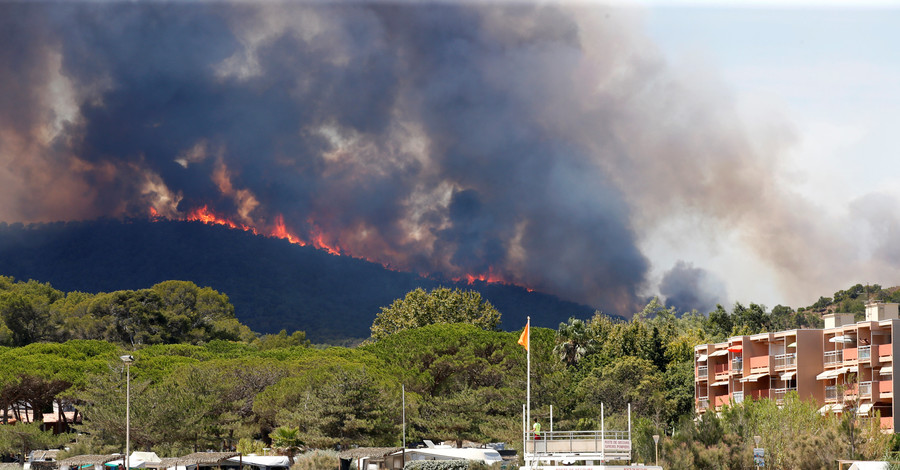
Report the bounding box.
[149,206,530,291]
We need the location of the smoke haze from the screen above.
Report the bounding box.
[0,2,867,315]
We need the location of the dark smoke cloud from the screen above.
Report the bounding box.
[1,2,826,315]
[659,261,726,314]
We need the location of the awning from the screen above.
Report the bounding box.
[697,354,708,362]
[740,373,768,383]
[780,371,797,380]
[787,341,797,348]
[709,349,729,357]
[710,380,729,386]
[830,335,855,343]
[816,367,848,380]
[818,403,844,414]
[858,403,874,415]
[728,345,743,353]
[848,365,859,373]
[880,366,893,375]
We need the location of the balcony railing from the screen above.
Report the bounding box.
[774,353,796,370]
[825,350,843,366]
[698,365,708,379]
[859,345,871,361]
[773,387,797,403]
[731,357,743,373]
[698,397,709,409]
[714,363,730,376]
[860,381,873,398]
[749,355,770,372]
[880,380,893,396]
[733,391,744,403]
[826,386,838,401]
[878,343,893,358]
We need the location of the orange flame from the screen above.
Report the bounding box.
[272,215,305,246]
[147,205,535,292]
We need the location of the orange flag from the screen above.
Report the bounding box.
[518,322,529,350]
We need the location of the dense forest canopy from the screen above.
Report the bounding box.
[0,220,597,342]
[0,276,898,469]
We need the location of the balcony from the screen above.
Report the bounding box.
[860,381,873,398]
[844,348,858,363]
[749,355,770,373]
[880,380,893,398]
[698,397,709,410]
[733,391,744,403]
[825,350,843,366]
[731,357,743,373]
[714,395,730,408]
[773,387,797,403]
[882,416,894,431]
[774,353,796,370]
[825,385,838,402]
[698,365,708,380]
[878,343,893,359]
[859,345,872,361]
[714,363,730,379]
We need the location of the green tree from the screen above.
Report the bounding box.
[269,426,303,464]
[254,330,311,350]
[553,318,594,367]
[370,287,501,340]
[255,359,398,449]
[364,323,523,444]
[0,289,57,346]
[0,421,69,463]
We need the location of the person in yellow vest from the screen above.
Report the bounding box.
[533,418,541,440]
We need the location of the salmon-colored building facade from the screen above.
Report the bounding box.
[694,301,899,432]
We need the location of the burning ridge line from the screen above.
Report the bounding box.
[148,206,534,292]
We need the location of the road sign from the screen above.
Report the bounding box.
[753,447,765,467]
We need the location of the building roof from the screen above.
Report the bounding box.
[175,453,240,466]
[338,448,402,460]
[59,454,123,467]
[141,458,180,469]
[848,462,889,470]
[31,450,61,462]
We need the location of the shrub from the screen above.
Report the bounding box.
[291,449,340,470]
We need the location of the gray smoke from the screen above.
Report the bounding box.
[659,261,726,314]
[1,2,835,314]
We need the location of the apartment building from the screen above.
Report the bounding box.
[695,301,898,431]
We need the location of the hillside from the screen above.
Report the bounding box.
[0,219,597,342]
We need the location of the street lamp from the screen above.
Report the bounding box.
[120,355,134,470]
[652,434,659,467]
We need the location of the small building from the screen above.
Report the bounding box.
[338,448,402,470]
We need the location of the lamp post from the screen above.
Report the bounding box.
[121,355,135,470]
[652,434,659,467]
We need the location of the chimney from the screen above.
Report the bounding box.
[824,312,855,329]
[865,301,899,322]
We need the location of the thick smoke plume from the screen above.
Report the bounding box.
[0,2,856,315]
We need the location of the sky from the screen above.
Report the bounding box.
[638,3,900,311]
[1,1,899,317]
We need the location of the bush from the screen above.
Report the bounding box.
[404,460,498,470]
[291,449,340,470]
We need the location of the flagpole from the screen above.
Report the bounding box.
[526,316,531,467]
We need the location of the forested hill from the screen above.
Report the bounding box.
[0,219,595,342]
